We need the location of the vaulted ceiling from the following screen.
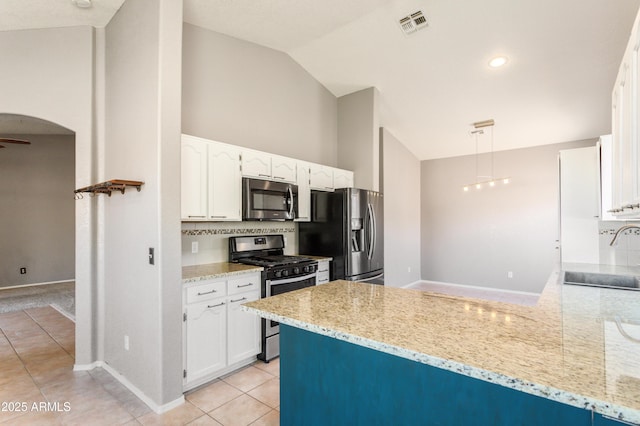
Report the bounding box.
[2,0,639,159]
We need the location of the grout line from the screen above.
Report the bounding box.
[0,313,54,405]
[23,308,75,359]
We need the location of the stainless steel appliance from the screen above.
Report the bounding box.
[229,235,317,361]
[242,178,298,221]
[299,188,384,284]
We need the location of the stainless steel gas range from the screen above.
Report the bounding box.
[229,235,317,362]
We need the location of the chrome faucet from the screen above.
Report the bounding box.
[609,224,640,246]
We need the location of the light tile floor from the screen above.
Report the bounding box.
[0,306,280,426]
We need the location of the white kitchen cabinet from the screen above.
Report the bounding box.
[181,137,208,220]
[242,149,272,180]
[183,272,261,390]
[185,297,227,385]
[181,135,241,221]
[209,143,242,221]
[227,290,260,365]
[333,169,354,189]
[271,155,297,183]
[295,162,311,222]
[610,11,640,217]
[310,164,335,191]
[316,259,331,284]
[559,146,600,263]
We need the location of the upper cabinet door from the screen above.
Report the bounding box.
[310,164,334,191]
[271,155,297,183]
[333,168,354,189]
[181,136,208,220]
[209,142,242,221]
[295,162,311,222]
[242,150,272,179]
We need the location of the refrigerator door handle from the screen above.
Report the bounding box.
[370,202,377,257]
[367,203,374,259]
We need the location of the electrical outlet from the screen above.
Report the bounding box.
[508,271,513,278]
[20,267,26,274]
[191,241,199,254]
[124,335,130,351]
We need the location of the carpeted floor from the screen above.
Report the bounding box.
[0,281,75,319]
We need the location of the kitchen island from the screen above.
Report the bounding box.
[243,269,640,425]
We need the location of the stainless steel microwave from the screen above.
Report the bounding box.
[242,178,298,221]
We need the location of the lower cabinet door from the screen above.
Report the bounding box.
[186,298,227,382]
[227,291,260,365]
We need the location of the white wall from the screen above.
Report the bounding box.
[0,26,96,365]
[337,88,380,191]
[104,0,183,407]
[380,128,421,287]
[182,23,338,166]
[421,139,595,294]
[0,134,75,287]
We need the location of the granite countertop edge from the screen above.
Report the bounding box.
[182,262,263,284]
[242,268,640,425]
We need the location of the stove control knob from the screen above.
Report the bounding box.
[293,267,300,274]
[282,270,289,277]
[303,266,309,273]
[275,270,282,278]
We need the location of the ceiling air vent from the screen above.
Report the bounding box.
[398,10,428,36]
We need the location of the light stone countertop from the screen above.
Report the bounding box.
[298,255,332,261]
[243,266,640,424]
[182,262,263,283]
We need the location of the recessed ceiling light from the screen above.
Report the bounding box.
[488,56,508,68]
[71,0,92,8]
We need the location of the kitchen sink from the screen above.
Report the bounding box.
[563,271,640,291]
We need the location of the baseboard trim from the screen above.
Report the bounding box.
[409,279,540,296]
[0,280,74,291]
[50,304,75,322]
[400,280,423,289]
[75,361,184,414]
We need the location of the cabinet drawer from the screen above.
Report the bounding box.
[186,280,227,304]
[228,274,261,295]
[317,271,330,284]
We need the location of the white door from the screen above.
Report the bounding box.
[209,142,242,221]
[242,150,272,179]
[271,155,297,183]
[181,136,208,220]
[310,164,334,191]
[560,147,600,263]
[333,168,354,189]
[227,291,260,365]
[296,163,311,222]
[186,299,227,383]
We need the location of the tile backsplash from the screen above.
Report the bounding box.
[181,221,297,266]
[599,221,640,266]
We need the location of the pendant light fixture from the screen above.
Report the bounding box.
[462,120,510,192]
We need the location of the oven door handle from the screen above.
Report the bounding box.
[267,272,317,286]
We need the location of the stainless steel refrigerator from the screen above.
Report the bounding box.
[299,188,384,285]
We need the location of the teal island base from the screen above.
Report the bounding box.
[279,325,625,426]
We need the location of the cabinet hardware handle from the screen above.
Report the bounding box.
[207,302,225,308]
[230,297,247,303]
[319,269,329,273]
[188,215,206,218]
[237,283,254,288]
[274,176,285,179]
[258,174,270,177]
[210,215,227,218]
[197,289,217,295]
